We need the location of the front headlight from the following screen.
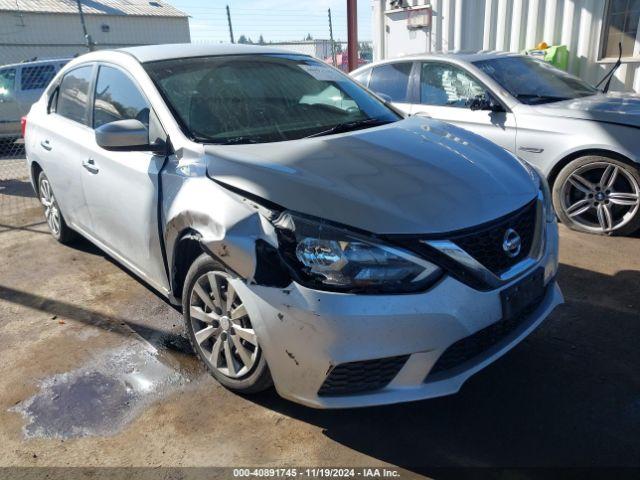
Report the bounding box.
[273,212,442,293]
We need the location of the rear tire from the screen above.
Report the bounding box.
[182,253,272,394]
[552,155,640,236]
[37,171,77,244]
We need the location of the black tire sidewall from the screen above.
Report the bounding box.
[182,253,271,393]
[552,156,640,236]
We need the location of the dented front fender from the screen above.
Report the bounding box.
[162,159,279,294]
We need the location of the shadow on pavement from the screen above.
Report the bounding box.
[0,283,191,357]
[0,179,34,198]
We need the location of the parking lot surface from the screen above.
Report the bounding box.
[0,180,639,476]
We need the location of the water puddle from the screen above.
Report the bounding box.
[11,342,199,439]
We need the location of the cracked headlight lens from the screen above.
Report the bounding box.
[273,212,442,293]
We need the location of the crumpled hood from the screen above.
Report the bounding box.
[534,92,640,128]
[204,117,537,235]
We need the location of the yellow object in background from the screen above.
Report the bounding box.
[524,42,569,71]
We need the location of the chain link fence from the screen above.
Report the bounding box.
[0,137,39,232]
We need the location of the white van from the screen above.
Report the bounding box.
[0,58,70,141]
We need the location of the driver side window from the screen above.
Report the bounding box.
[93,66,150,129]
[420,63,486,108]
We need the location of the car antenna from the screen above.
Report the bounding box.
[595,42,622,93]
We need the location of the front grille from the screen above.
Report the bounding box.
[318,355,410,396]
[426,289,545,378]
[451,199,538,275]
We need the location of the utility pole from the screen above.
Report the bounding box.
[346,0,358,72]
[75,0,94,51]
[226,5,235,43]
[328,8,336,67]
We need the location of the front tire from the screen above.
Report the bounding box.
[182,253,272,394]
[552,155,640,236]
[37,171,77,244]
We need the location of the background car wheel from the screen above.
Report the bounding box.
[182,253,272,394]
[38,171,77,244]
[552,155,640,236]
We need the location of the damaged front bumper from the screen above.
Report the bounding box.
[229,222,562,409]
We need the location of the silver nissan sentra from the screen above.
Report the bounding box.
[24,44,562,408]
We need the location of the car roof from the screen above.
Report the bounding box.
[353,50,521,71]
[1,57,71,69]
[118,42,303,63]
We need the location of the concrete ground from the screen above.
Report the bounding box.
[0,185,639,477]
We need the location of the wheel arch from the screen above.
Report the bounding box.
[30,160,43,195]
[171,228,206,302]
[170,226,256,302]
[547,149,639,189]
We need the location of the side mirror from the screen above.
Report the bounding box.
[95,119,164,152]
[469,93,504,112]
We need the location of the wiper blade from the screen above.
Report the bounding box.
[304,118,392,138]
[516,94,569,102]
[214,136,261,145]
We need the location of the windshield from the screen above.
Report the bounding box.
[144,54,399,144]
[473,56,598,105]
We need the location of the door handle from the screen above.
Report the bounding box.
[40,139,52,151]
[82,158,99,174]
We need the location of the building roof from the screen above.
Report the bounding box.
[119,43,300,63]
[1,57,72,69]
[0,0,188,17]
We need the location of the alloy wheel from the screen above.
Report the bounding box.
[39,176,61,236]
[189,271,259,379]
[560,162,640,234]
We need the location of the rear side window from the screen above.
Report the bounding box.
[21,64,56,90]
[93,66,150,129]
[368,62,413,102]
[420,62,487,108]
[0,68,16,97]
[57,66,94,125]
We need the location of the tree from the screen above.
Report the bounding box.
[305,33,313,41]
[238,34,254,44]
[359,41,373,61]
[258,34,265,45]
[359,42,372,55]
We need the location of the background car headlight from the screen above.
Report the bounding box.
[273,212,442,293]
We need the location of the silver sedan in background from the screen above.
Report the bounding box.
[24,44,561,408]
[352,52,640,236]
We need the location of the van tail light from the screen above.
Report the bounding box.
[20,116,27,138]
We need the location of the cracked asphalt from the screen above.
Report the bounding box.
[0,192,639,477]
